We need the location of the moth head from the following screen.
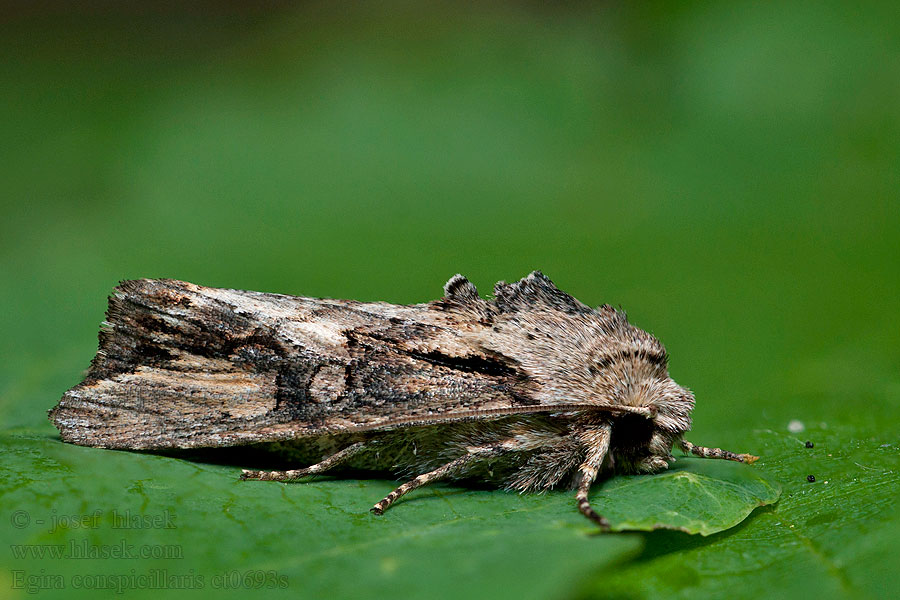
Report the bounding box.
[601,367,695,441]
[578,326,695,466]
[577,305,694,435]
[603,377,695,473]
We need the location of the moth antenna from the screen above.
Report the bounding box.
[680,439,759,464]
[371,446,500,515]
[575,423,612,530]
[241,441,367,482]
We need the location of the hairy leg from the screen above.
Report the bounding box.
[240,441,367,482]
[574,423,613,530]
[680,439,758,464]
[370,446,501,515]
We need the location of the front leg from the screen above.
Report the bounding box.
[574,423,613,530]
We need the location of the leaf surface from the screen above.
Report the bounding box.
[597,457,780,535]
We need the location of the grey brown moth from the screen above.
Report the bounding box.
[50,271,758,529]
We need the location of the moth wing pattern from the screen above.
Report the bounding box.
[52,273,603,449]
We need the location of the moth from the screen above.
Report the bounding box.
[51,271,757,528]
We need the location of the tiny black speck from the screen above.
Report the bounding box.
[805,441,814,448]
[807,474,816,483]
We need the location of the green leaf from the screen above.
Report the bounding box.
[596,457,781,535]
[573,423,900,600]
[0,427,642,600]
[0,422,778,600]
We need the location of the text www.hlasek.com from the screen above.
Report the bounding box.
[10,540,183,560]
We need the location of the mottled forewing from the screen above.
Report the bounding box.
[51,279,535,449]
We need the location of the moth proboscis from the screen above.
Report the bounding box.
[51,271,758,529]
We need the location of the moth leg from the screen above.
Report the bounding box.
[370,446,499,515]
[680,439,759,464]
[240,441,367,482]
[575,423,613,530]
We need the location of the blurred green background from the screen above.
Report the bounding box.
[1,2,898,599]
